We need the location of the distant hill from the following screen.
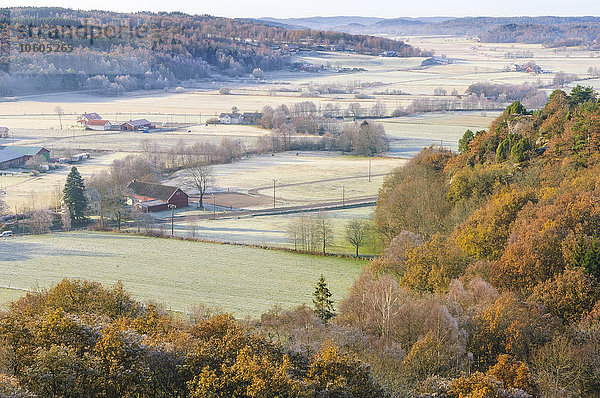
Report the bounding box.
[262,15,600,47]
[260,16,387,30]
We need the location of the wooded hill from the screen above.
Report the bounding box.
[0,7,427,96]
[264,16,600,48]
[367,86,600,395]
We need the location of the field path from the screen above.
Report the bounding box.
[247,173,387,196]
[175,195,377,222]
[179,172,387,221]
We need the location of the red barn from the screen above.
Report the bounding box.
[126,180,188,212]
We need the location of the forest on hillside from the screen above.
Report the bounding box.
[1,87,600,396]
[272,16,600,48]
[0,7,427,96]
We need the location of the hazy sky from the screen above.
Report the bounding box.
[3,0,600,18]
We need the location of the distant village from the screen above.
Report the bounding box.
[0,109,264,172]
[0,109,266,216]
[77,112,154,132]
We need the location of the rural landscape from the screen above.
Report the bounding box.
[1,4,600,397]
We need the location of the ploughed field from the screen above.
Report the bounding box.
[0,231,365,316]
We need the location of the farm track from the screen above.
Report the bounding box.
[177,172,387,222]
[173,195,377,222]
[248,173,388,195]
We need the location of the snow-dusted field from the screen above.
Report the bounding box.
[0,231,365,316]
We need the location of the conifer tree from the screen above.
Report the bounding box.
[63,166,88,222]
[572,235,600,279]
[313,275,335,322]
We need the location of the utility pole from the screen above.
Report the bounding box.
[342,185,345,208]
[168,204,175,236]
[368,159,372,182]
[213,194,216,219]
[273,179,277,208]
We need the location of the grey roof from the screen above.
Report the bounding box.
[127,180,188,201]
[122,119,151,127]
[0,146,48,157]
[79,113,101,120]
[139,199,167,207]
[0,148,22,164]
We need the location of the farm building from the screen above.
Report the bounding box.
[0,127,8,139]
[0,146,50,169]
[126,179,188,212]
[86,120,113,130]
[242,112,262,125]
[512,63,543,73]
[219,113,243,125]
[77,113,102,127]
[420,56,450,67]
[120,119,152,131]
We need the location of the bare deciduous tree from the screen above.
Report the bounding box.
[61,207,71,231]
[88,172,128,229]
[184,165,215,208]
[346,219,369,257]
[0,196,7,216]
[29,209,53,234]
[55,106,64,130]
[287,215,325,253]
[315,212,334,254]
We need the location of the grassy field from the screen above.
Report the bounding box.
[0,152,132,211]
[168,205,377,254]
[0,231,366,316]
[381,111,500,156]
[170,151,406,193]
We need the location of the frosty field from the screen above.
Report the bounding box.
[0,231,366,316]
[167,205,377,254]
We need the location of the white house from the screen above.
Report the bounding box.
[0,127,8,139]
[219,113,243,125]
[77,112,102,127]
[86,120,113,130]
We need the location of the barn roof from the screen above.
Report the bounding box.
[127,180,187,201]
[87,119,111,126]
[0,148,21,164]
[0,146,48,157]
[79,113,101,120]
[139,199,167,207]
[122,119,151,127]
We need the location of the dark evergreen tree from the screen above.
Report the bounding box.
[496,138,510,161]
[63,166,88,222]
[458,129,474,153]
[506,101,526,115]
[569,85,597,107]
[572,235,600,279]
[313,275,335,323]
[510,137,530,162]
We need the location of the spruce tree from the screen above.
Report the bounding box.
[313,275,335,322]
[572,235,600,279]
[63,166,88,222]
